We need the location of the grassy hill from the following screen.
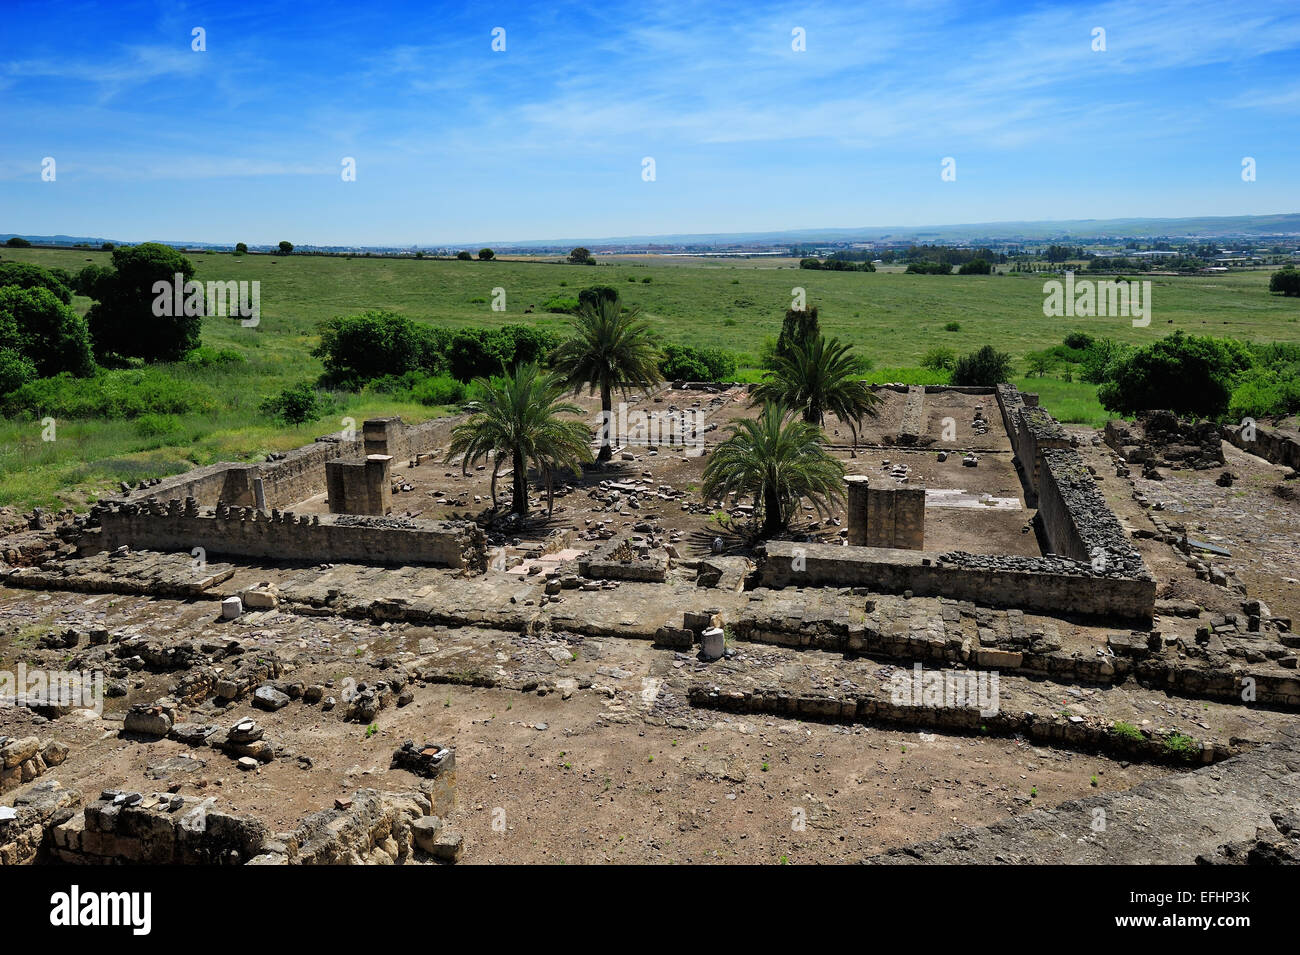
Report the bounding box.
[2,246,1297,509]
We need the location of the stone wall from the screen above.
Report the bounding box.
[577,534,669,582]
[896,385,925,444]
[996,384,1071,504]
[121,416,445,511]
[845,477,924,549]
[93,500,487,572]
[1105,411,1224,470]
[756,540,1154,621]
[1036,447,1147,577]
[326,454,393,515]
[1223,420,1300,470]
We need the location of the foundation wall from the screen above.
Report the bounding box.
[1223,421,1300,470]
[757,541,1154,621]
[94,504,486,571]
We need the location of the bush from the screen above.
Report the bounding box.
[958,259,991,275]
[259,384,321,427]
[920,346,956,371]
[183,346,245,367]
[1269,267,1300,296]
[943,321,961,332]
[313,310,443,387]
[0,262,73,303]
[951,345,1014,386]
[1,368,218,419]
[411,374,466,406]
[1096,331,1253,419]
[478,248,495,261]
[456,251,472,261]
[659,344,738,381]
[0,348,37,395]
[905,261,953,275]
[0,285,95,378]
[541,296,580,313]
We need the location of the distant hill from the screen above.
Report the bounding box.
[5,212,1299,255]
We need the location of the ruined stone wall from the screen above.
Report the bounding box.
[757,541,1154,621]
[1036,447,1147,579]
[896,385,925,444]
[1223,421,1300,470]
[996,384,1071,503]
[122,417,447,511]
[93,501,486,571]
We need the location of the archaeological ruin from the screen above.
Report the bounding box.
[3,380,1299,866]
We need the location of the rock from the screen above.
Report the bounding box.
[237,756,259,771]
[123,705,172,738]
[412,815,443,852]
[431,831,464,863]
[220,596,243,619]
[252,685,290,711]
[0,736,39,769]
[40,740,69,767]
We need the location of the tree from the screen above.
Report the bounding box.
[5,237,31,248]
[1097,331,1253,419]
[235,242,249,254]
[259,384,321,427]
[277,241,294,255]
[0,261,73,304]
[456,251,473,261]
[0,348,37,395]
[445,363,592,518]
[750,334,880,454]
[1024,350,1059,378]
[775,306,820,363]
[85,243,200,362]
[478,248,495,261]
[313,310,441,387]
[568,247,594,265]
[951,345,1014,386]
[1270,267,1300,296]
[0,285,95,378]
[958,259,991,275]
[920,346,956,371]
[551,293,662,461]
[702,403,846,537]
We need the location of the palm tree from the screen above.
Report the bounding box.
[551,294,662,461]
[750,334,881,455]
[445,363,592,519]
[702,403,846,537]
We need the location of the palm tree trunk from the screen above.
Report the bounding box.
[489,457,502,510]
[598,380,613,461]
[546,466,554,515]
[512,447,528,517]
[762,482,784,537]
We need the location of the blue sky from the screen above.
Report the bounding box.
[1,0,1298,246]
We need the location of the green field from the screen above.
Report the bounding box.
[3,247,1298,509]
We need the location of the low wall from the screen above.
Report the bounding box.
[757,540,1154,622]
[996,384,1070,503]
[122,417,446,510]
[93,501,486,572]
[1223,421,1300,470]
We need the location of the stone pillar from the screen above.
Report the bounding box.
[253,477,267,512]
[846,476,925,550]
[845,476,871,546]
[363,417,403,457]
[364,454,393,515]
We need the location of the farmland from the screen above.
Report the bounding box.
[1,246,1297,509]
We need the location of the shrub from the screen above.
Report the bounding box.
[951,345,1014,386]
[0,348,37,395]
[943,321,961,332]
[920,346,956,371]
[411,373,466,406]
[541,296,580,313]
[183,346,244,366]
[1,368,218,419]
[1269,267,1300,296]
[0,285,95,378]
[1096,331,1253,419]
[958,259,991,275]
[905,261,953,275]
[659,343,738,381]
[456,251,472,261]
[478,248,495,260]
[0,262,73,303]
[259,383,321,427]
[313,310,443,387]
[1112,721,1143,741]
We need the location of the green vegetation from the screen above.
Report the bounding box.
[1112,721,1144,742]
[444,363,592,517]
[952,345,1014,386]
[702,403,846,537]
[751,334,881,449]
[2,246,1298,510]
